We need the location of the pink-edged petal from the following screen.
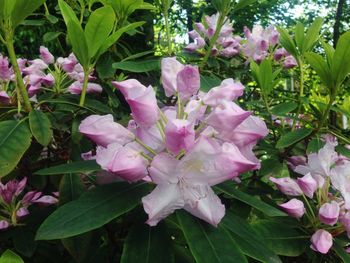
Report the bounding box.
[142,184,185,226]
[183,184,225,227]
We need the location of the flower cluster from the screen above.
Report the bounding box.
[185,13,241,58]
[0,47,101,105]
[0,178,58,230]
[79,57,268,226]
[270,136,350,254]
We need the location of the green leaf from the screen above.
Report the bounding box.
[121,223,174,263]
[59,174,85,205]
[85,6,115,58]
[251,220,308,257]
[11,0,46,28]
[333,238,350,263]
[215,182,286,217]
[35,160,101,175]
[234,0,257,11]
[277,27,298,59]
[43,32,62,42]
[331,31,350,89]
[305,52,331,88]
[222,212,281,263]
[200,75,222,92]
[36,182,149,240]
[276,128,313,149]
[113,59,160,73]
[294,22,304,51]
[84,98,113,114]
[301,17,323,53]
[97,21,145,57]
[177,211,247,263]
[0,250,24,263]
[0,120,32,177]
[58,0,80,25]
[29,110,53,146]
[320,39,334,64]
[270,102,298,116]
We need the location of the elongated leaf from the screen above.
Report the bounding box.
[58,0,80,25]
[36,182,149,240]
[276,128,313,149]
[222,212,281,263]
[85,6,115,58]
[320,39,334,64]
[333,239,350,263]
[305,52,331,88]
[200,75,222,92]
[270,102,298,116]
[0,250,24,263]
[59,174,85,205]
[215,182,286,217]
[234,0,256,11]
[332,31,350,88]
[35,160,101,175]
[113,59,160,73]
[251,220,308,257]
[294,22,304,51]
[11,0,46,28]
[121,223,174,263]
[277,27,298,59]
[302,17,323,53]
[177,211,247,263]
[29,110,53,146]
[0,121,32,177]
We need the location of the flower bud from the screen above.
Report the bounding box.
[279,198,305,218]
[270,177,303,196]
[297,173,317,198]
[39,46,55,65]
[310,229,333,254]
[319,201,340,226]
[165,119,195,155]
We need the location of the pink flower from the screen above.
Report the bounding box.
[67,81,102,95]
[57,53,78,72]
[161,57,184,97]
[287,156,306,170]
[16,207,29,218]
[0,220,10,230]
[112,79,159,128]
[310,230,333,254]
[142,136,256,227]
[269,177,303,196]
[274,48,288,61]
[184,99,207,124]
[319,201,340,226]
[330,161,350,209]
[205,13,232,38]
[0,91,11,104]
[202,79,244,106]
[0,55,12,81]
[279,198,305,218]
[39,46,55,65]
[206,101,251,132]
[297,173,318,198]
[284,55,298,69]
[130,121,165,153]
[41,73,55,87]
[79,114,135,147]
[22,59,48,75]
[0,178,27,204]
[165,119,195,155]
[96,142,149,182]
[27,85,41,97]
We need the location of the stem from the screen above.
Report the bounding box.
[79,68,90,106]
[163,6,172,55]
[292,59,304,131]
[177,92,182,119]
[5,31,32,112]
[140,152,153,162]
[302,194,316,219]
[135,137,157,156]
[156,121,165,140]
[200,14,226,69]
[79,2,85,24]
[318,95,335,131]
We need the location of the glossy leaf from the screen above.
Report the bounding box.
[332,31,350,88]
[305,52,331,88]
[34,160,101,175]
[301,17,323,53]
[333,239,350,263]
[177,211,247,263]
[121,223,174,263]
[0,120,32,177]
[276,128,313,149]
[36,183,149,240]
[0,250,24,263]
[29,110,53,146]
[84,6,115,58]
[234,0,257,11]
[200,75,222,92]
[215,182,286,217]
[270,102,298,116]
[277,27,298,59]
[113,59,160,73]
[294,22,304,51]
[11,0,46,28]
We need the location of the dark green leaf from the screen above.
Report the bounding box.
[11,0,46,28]
[301,17,323,53]
[305,52,331,88]
[36,182,149,240]
[276,128,313,149]
[333,238,350,263]
[277,27,298,59]
[121,223,174,263]
[29,110,53,146]
[0,120,32,177]
[43,32,62,42]
[34,160,101,175]
[200,75,222,92]
[332,31,350,88]
[0,250,24,263]
[177,211,247,263]
[215,182,286,217]
[270,102,298,116]
[113,59,160,73]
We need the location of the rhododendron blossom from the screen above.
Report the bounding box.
[79,57,267,226]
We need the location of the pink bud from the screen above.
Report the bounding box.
[0,220,10,230]
[0,55,12,81]
[279,198,305,218]
[297,173,317,198]
[0,91,11,105]
[39,46,55,64]
[176,65,200,100]
[165,119,195,155]
[33,195,58,205]
[203,79,244,106]
[287,156,306,170]
[41,73,55,87]
[269,177,303,196]
[161,57,185,97]
[310,229,333,254]
[79,114,135,147]
[319,201,340,226]
[16,207,29,218]
[274,48,288,61]
[284,55,298,69]
[67,81,102,95]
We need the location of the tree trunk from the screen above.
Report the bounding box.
[333,0,345,47]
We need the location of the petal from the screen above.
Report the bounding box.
[149,153,179,184]
[142,184,185,226]
[161,57,185,97]
[183,185,225,227]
